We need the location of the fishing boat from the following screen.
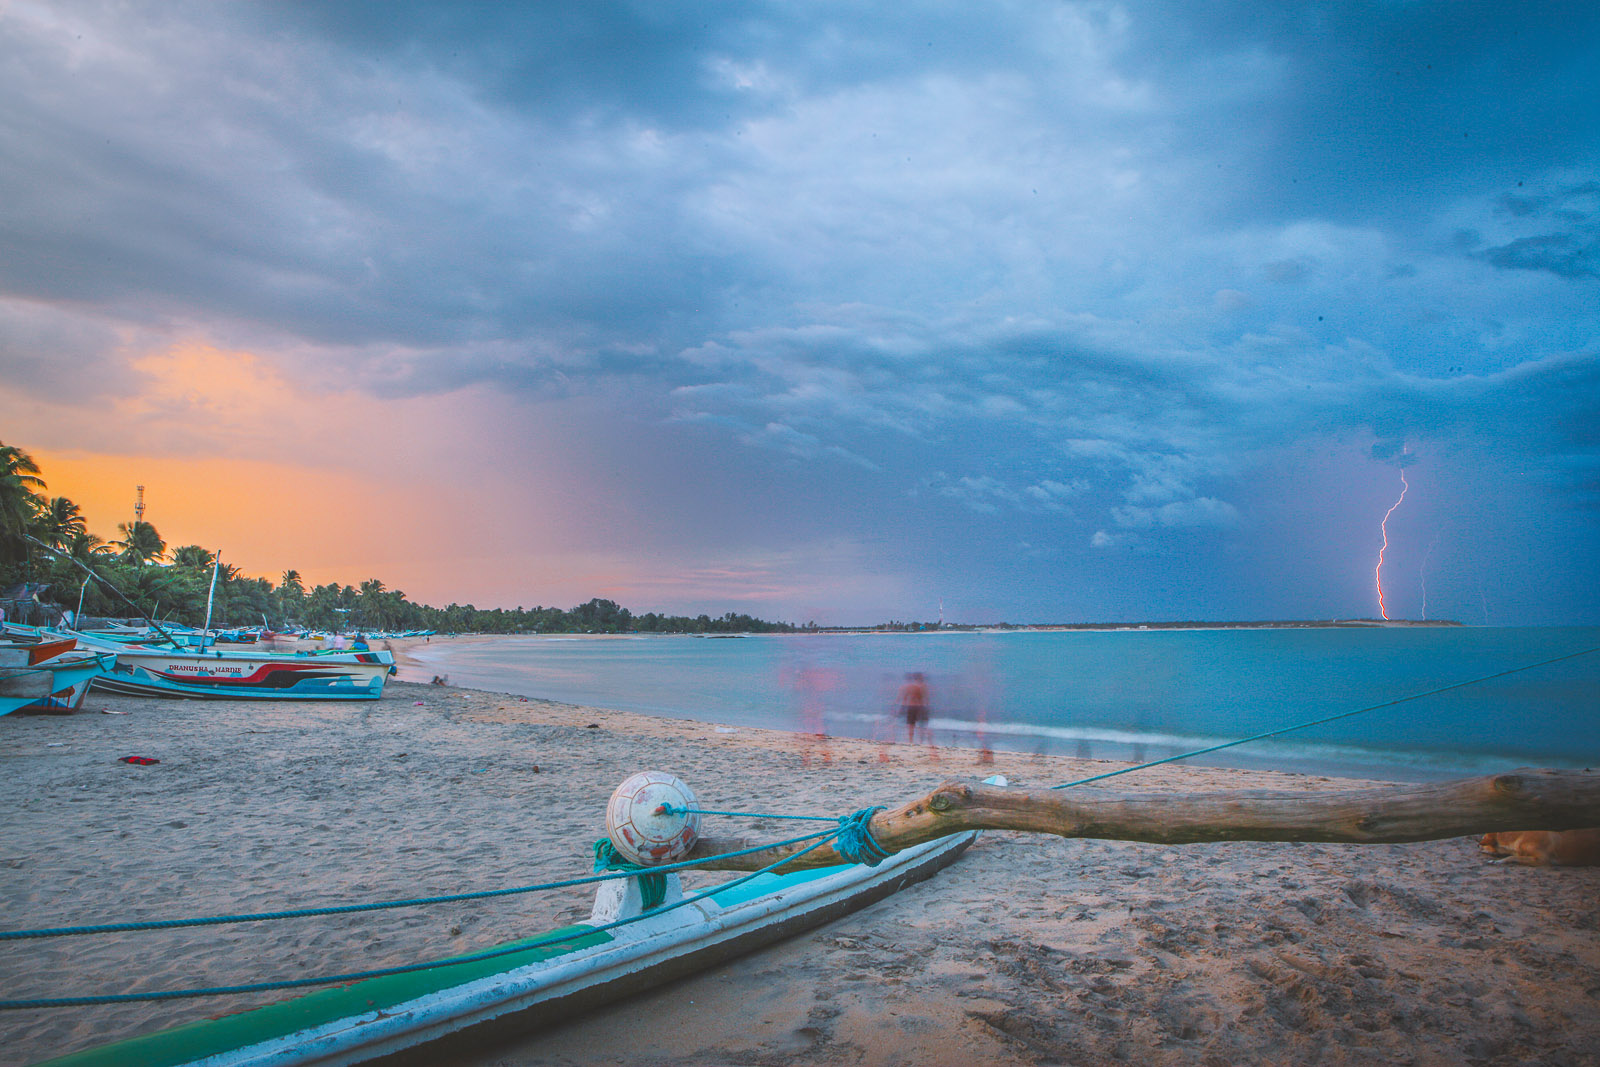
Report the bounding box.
[3,620,396,703]
[5,624,395,701]
[39,830,976,1067]
[81,641,395,700]
[0,639,116,715]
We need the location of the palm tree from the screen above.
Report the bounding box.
[120,565,182,620]
[66,529,114,561]
[0,441,46,563]
[276,569,305,628]
[113,521,166,565]
[204,561,242,627]
[38,496,88,551]
[357,578,390,630]
[171,545,217,570]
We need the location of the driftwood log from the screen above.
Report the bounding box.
[686,768,1600,872]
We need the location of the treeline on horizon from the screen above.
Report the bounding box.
[0,441,794,635]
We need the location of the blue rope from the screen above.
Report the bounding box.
[1053,645,1600,790]
[0,826,851,1009]
[0,826,839,942]
[833,806,890,866]
[659,804,838,821]
[661,801,891,864]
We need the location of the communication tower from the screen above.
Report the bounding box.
[134,485,145,526]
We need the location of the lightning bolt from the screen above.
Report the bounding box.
[1375,466,1409,621]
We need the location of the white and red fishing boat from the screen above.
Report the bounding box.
[18,627,394,701]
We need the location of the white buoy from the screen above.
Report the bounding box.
[606,771,702,865]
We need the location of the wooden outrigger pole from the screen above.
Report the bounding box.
[686,768,1600,872]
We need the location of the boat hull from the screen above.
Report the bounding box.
[0,651,115,716]
[15,675,95,713]
[90,649,393,700]
[41,832,976,1066]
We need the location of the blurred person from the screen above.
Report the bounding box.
[898,671,932,746]
[785,656,839,767]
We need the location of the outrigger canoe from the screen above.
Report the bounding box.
[40,832,976,1067]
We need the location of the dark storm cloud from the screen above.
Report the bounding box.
[256,2,768,130]
[4,1,1597,620]
[1482,235,1598,280]
[1475,181,1600,280]
[258,2,1053,131]
[1121,1,1600,224]
[0,0,768,379]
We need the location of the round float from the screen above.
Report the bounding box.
[606,771,702,865]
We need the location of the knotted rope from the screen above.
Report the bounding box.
[592,838,669,911]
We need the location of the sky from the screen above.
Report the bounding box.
[2,1,1596,626]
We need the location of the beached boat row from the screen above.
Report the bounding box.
[2,624,396,702]
[77,622,434,646]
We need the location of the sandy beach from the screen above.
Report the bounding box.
[2,642,1597,1066]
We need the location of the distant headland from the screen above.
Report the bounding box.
[835,618,1463,633]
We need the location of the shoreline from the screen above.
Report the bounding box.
[2,679,1596,1065]
[376,633,1580,785]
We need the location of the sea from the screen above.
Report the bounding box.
[404,626,1600,782]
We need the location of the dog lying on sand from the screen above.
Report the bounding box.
[1479,828,1600,866]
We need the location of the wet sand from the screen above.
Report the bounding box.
[1,652,1596,1066]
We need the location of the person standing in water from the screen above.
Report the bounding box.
[898,671,931,745]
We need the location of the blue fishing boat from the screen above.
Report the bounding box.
[14,627,396,701]
[0,638,116,715]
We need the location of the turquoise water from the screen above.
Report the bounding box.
[406,627,1600,781]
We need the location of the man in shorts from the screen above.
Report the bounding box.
[898,671,930,745]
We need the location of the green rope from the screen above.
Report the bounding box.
[1052,644,1600,790]
[592,839,668,911]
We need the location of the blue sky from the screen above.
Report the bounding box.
[2,1,1596,624]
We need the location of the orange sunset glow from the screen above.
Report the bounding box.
[10,341,569,606]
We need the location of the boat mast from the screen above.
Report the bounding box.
[201,552,221,653]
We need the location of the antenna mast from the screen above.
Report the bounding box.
[134,485,146,526]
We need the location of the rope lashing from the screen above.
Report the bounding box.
[592,839,668,911]
[661,802,892,866]
[833,806,890,866]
